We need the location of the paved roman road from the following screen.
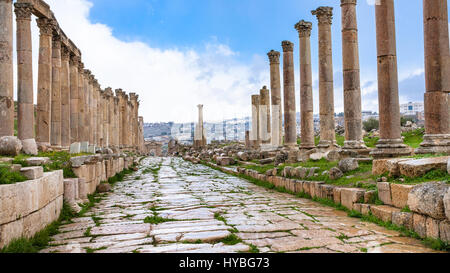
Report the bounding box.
[41,157,437,253]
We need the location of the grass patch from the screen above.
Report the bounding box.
[402,128,424,148]
[220,234,242,245]
[0,202,77,253]
[385,169,450,185]
[143,215,177,224]
[0,166,28,185]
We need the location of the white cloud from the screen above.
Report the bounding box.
[17,0,268,123]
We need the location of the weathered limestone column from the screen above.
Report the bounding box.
[15,3,35,142]
[250,95,260,148]
[113,95,120,148]
[50,34,62,147]
[36,18,54,146]
[126,99,132,147]
[88,75,95,145]
[115,89,124,147]
[417,0,450,154]
[340,0,367,152]
[135,101,140,149]
[60,45,71,147]
[0,0,14,137]
[295,20,315,150]
[281,41,297,150]
[83,69,91,143]
[93,81,101,146]
[259,86,271,144]
[312,7,337,149]
[78,63,86,143]
[69,54,79,144]
[267,50,282,147]
[371,0,412,158]
[194,104,204,148]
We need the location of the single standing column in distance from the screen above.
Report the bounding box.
[259,86,271,145]
[251,95,261,149]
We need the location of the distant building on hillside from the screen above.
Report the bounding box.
[400,102,424,116]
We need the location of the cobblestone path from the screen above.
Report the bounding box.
[41,157,438,253]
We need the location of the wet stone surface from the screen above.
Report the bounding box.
[41,157,438,253]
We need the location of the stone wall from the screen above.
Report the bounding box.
[0,170,64,248]
[198,160,450,244]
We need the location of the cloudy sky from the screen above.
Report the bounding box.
[13,0,450,123]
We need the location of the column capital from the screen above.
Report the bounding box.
[83,69,91,78]
[52,34,62,49]
[61,45,70,61]
[36,18,56,36]
[311,6,333,25]
[69,54,80,67]
[267,50,280,64]
[281,41,294,52]
[341,0,357,6]
[14,3,33,21]
[295,20,313,37]
[78,61,84,72]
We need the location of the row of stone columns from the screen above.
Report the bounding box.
[0,0,146,155]
[248,0,449,158]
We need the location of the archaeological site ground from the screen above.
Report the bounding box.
[0,0,449,266]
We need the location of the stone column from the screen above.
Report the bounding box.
[267,50,282,147]
[417,0,450,154]
[113,95,120,148]
[282,41,297,150]
[115,89,124,147]
[259,86,271,144]
[0,0,14,137]
[250,95,260,148]
[83,69,91,143]
[15,3,35,143]
[312,7,337,149]
[295,20,315,150]
[340,0,367,152]
[371,0,412,158]
[78,63,86,143]
[60,45,71,147]
[69,54,79,144]
[50,34,62,147]
[88,75,95,145]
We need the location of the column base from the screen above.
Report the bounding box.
[317,140,339,149]
[36,142,51,152]
[260,144,282,152]
[21,138,38,155]
[342,140,371,156]
[370,139,413,159]
[416,134,450,155]
[282,144,299,163]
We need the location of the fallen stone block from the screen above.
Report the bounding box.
[338,158,359,173]
[0,136,22,156]
[407,182,449,220]
[63,179,79,203]
[398,156,449,178]
[391,183,414,209]
[340,188,365,210]
[310,152,326,161]
[20,167,44,180]
[329,167,343,180]
[97,183,112,193]
[377,182,392,206]
[70,142,81,154]
[0,158,13,164]
[413,213,427,238]
[439,221,450,243]
[25,157,50,166]
[392,212,413,230]
[371,205,400,223]
[21,139,38,155]
[294,167,308,179]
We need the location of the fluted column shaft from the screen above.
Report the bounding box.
[312,7,336,148]
[282,41,297,149]
[88,76,94,144]
[0,0,14,137]
[250,95,260,148]
[60,46,71,147]
[259,86,271,144]
[50,35,62,147]
[69,55,79,143]
[268,50,282,147]
[15,3,34,140]
[295,20,315,149]
[36,18,53,145]
[78,64,86,142]
[341,0,365,149]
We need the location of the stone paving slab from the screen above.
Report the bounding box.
[40,157,440,253]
